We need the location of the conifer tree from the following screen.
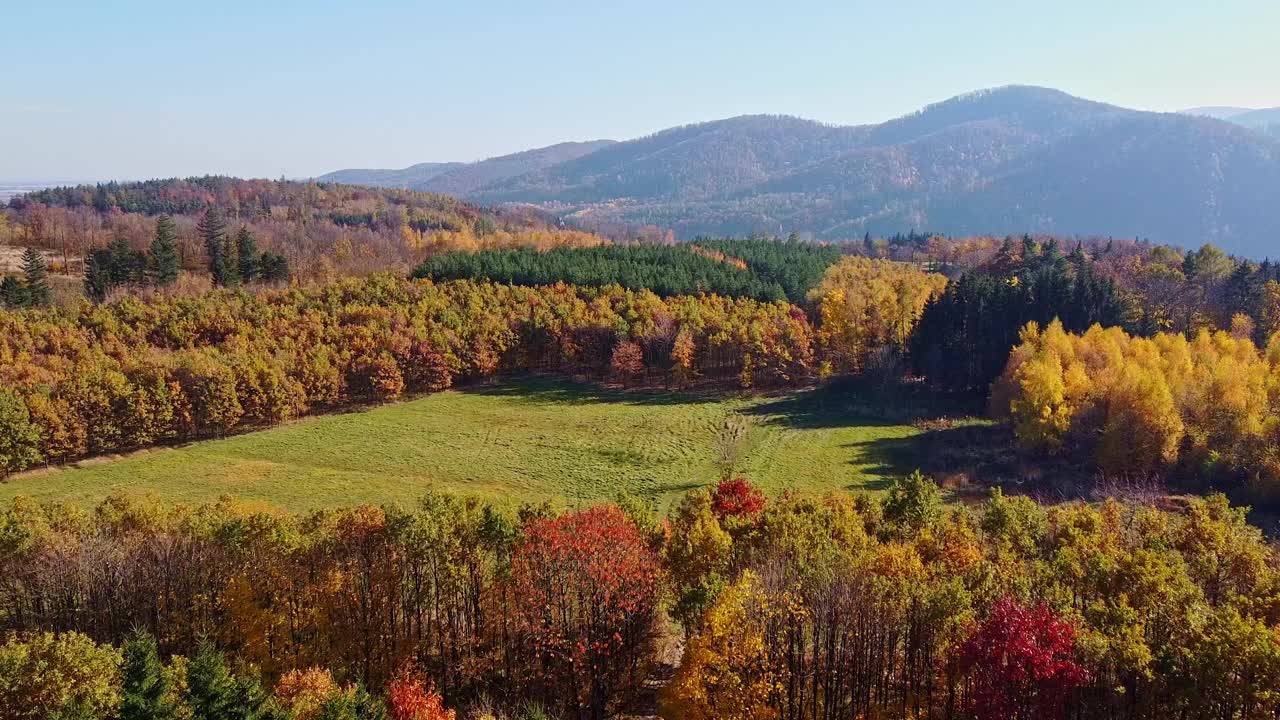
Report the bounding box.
[0,275,28,308]
[197,208,236,286]
[121,629,175,720]
[20,247,49,306]
[187,640,239,720]
[84,248,113,301]
[150,215,180,286]
[236,227,260,284]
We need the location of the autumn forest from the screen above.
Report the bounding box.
[1,177,1279,720]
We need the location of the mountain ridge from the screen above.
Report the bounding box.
[325,86,1280,257]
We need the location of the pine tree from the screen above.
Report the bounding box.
[121,629,175,720]
[197,208,235,286]
[187,640,238,720]
[20,247,50,306]
[150,215,180,286]
[0,275,28,308]
[84,249,113,302]
[258,251,290,284]
[235,227,260,284]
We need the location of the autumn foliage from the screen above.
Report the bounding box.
[388,665,454,720]
[511,506,660,719]
[958,597,1089,720]
[994,319,1280,495]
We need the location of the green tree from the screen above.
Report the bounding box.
[0,387,41,475]
[186,641,238,720]
[20,247,50,306]
[197,208,236,287]
[150,215,180,286]
[121,630,175,720]
[235,227,260,284]
[0,631,122,720]
[0,274,28,308]
[882,469,942,536]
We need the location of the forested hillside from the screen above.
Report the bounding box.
[320,140,617,195]
[2,177,607,288]
[333,86,1280,256]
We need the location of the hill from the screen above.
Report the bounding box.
[316,161,464,188]
[332,87,1280,257]
[1184,105,1280,139]
[319,140,615,194]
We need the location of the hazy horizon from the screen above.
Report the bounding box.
[3,0,1279,181]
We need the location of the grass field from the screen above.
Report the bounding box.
[0,378,966,512]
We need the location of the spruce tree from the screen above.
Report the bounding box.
[186,640,238,720]
[121,629,175,720]
[84,248,113,302]
[0,275,28,308]
[235,227,260,284]
[150,215,180,286]
[197,208,235,286]
[20,247,50,306]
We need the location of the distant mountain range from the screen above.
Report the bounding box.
[320,141,614,195]
[1183,106,1280,137]
[324,87,1280,258]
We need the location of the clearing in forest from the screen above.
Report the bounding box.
[0,378,977,512]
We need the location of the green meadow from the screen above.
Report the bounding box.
[0,378,965,512]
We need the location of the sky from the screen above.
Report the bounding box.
[2,0,1278,181]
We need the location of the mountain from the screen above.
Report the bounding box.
[1183,106,1280,139]
[320,140,615,195]
[319,161,464,188]
[329,87,1280,257]
[1182,106,1255,120]
[1229,108,1280,134]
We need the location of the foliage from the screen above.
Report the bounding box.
[121,630,175,720]
[9,177,600,285]
[0,276,815,474]
[958,597,1090,720]
[809,256,947,374]
[0,631,122,720]
[387,666,453,720]
[0,485,1278,719]
[994,320,1280,495]
[511,505,660,719]
[414,245,793,301]
[911,239,1134,390]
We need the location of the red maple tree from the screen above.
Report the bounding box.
[958,596,1089,720]
[711,477,766,518]
[510,505,660,720]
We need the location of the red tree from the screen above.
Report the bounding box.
[710,477,766,519]
[388,664,455,720]
[959,596,1089,720]
[510,505,660,720]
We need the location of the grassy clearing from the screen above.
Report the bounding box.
[0,378,978,512]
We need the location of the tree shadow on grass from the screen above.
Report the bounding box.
[846,422,1021,483]
[461,374,734,407]
[743,376,986,431]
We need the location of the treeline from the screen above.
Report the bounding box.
[691,235,844,301]
[4,177,608,283]
[0,494,658,720]
[909,237,1133,390]
[994,320,1280,499]
[412,245,802,302]
[0,276,814,474]
[3,479,1278,719]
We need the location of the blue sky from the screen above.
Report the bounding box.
[2,0,1277,180]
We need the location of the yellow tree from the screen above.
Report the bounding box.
[663,571,781,720]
